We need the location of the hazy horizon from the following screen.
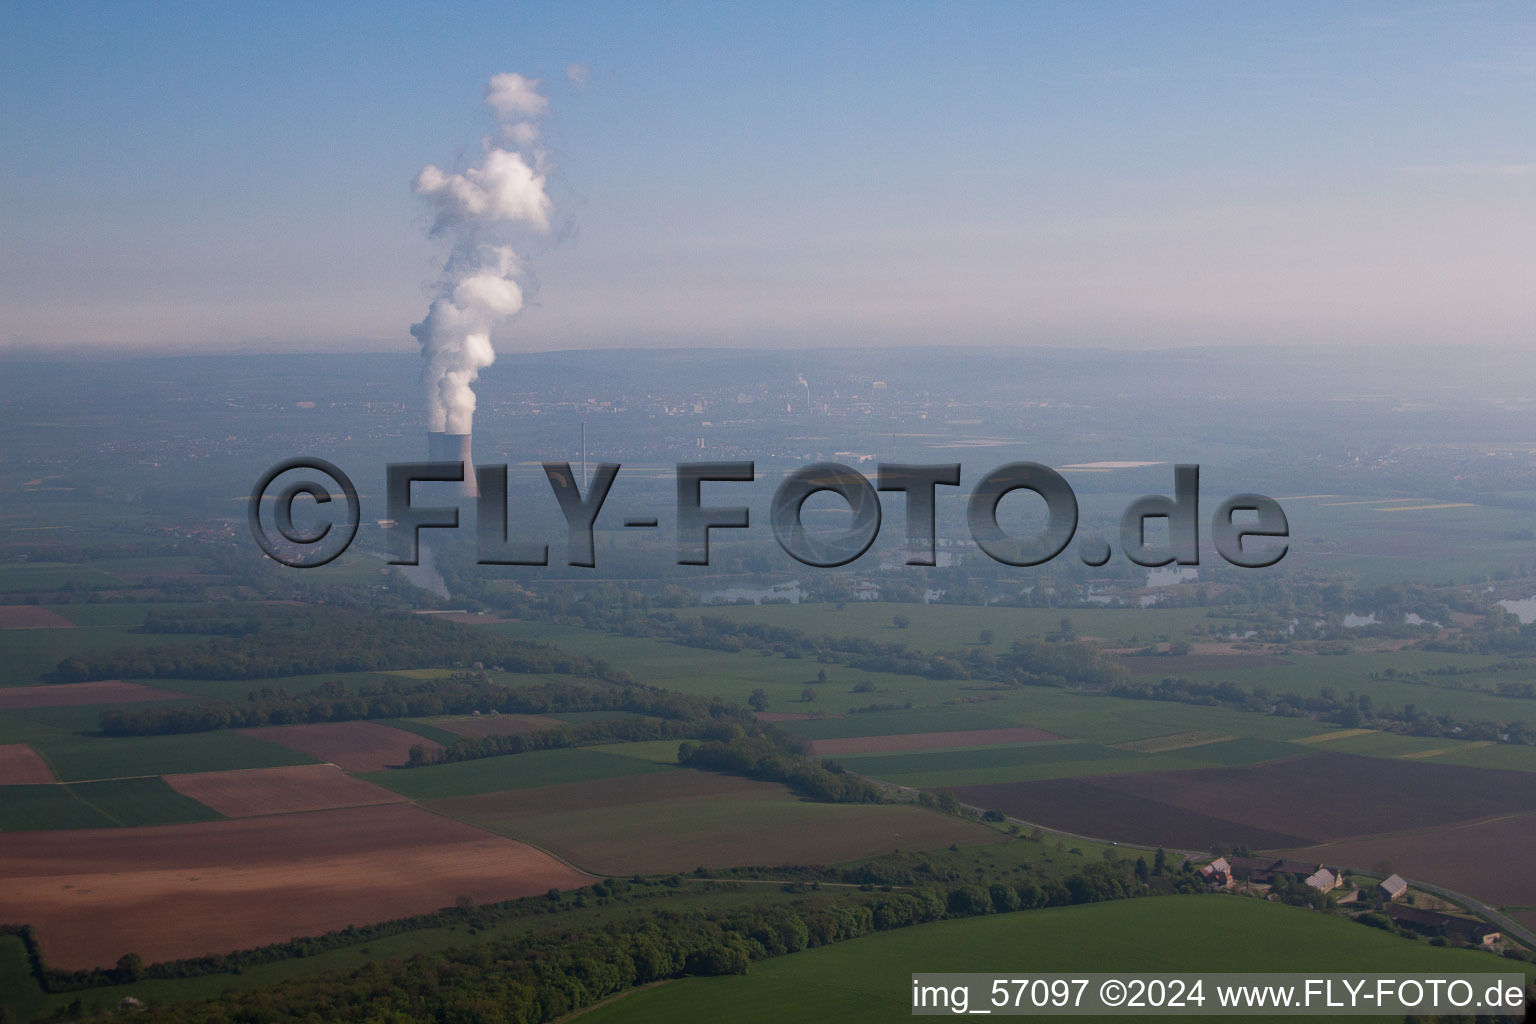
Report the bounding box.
[4,2,1534,355]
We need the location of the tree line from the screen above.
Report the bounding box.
[99,673,725,738]
[27,861,1160,1024]
[1107,675,1536,747]
[678,733,886,803]
[55,605,619,684]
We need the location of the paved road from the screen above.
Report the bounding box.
[1408,878,1536,949]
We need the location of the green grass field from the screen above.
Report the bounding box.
[377,717,466,746]
[0,712,68,747]
[0,935,45,1023]
[837,741,1142,777]
[780,689,1327,747]
[679,601,1215,649]
[1177,650,1536,730]
[1431,741,1536,772]
[837,752,1219,790]
[0,784,118,830]
[830,737,1310,789]
[0,777,221,830]
[31,729,316,782]
[504,623,912,710]
[431,775,1001,875]
[0,562,117,592]
[360,746,669,800]
[1281,496,1536,584]
[66,776,224,826]
[577,895,1526,1024]
[4,699,197,735]
[0,627,201,687]
[459,615,1536,780]
[145,670,410,702]
[585,739,686,764]
[26,602,187,628]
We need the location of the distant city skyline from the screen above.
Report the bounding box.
[3,1,1533,353]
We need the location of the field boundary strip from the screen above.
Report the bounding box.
[1113,732,1237,754]
[1295,728,1375,744]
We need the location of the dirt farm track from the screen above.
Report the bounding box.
[0,802,590,970]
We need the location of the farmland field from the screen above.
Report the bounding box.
[152,670,412,702]
[361,746,670,800]
[777,690,1330,746]
[0,936,44,1023]
[0,777,222,831]
[0,785,118,830]
[500,622,913,708]
[0,563,118,592]
[836,742,1161,789]
[0,626,212,688]
[0,605,77,629]
[0,802,592,969]
[428,712,565,739]
[1116,652,1294,674]
[429,768,1000,874]
[0,874,925,1021]
[953,776,1311,850]
[584,739,687,763]
[948,752,1536,850]
[0,743,55,784]
[808,725,1061,756]
[238,721,442,773]
[1079,752,1536,840]
[577,895,1522,1024]
[0,680,191,709]
[673,602,1216,650]
[1275,811,1536,912]
[833,737,1312,789]
[165,764,408,817]
[31,729,315,782]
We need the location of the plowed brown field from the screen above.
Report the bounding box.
[164,764,407,817]
[0,802,590,969]
[1273,812,1536,911]
[0,606,77,629]
[0,744,56,784]
[238,721,441,772]
[0,681,189,709]
[430,769,1000,875]
[949,752,1536,851]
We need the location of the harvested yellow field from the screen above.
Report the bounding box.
[1115,731,1236,754]
[1295,729,1375,745]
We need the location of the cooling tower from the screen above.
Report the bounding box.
[426,430,477,498]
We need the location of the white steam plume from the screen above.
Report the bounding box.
[412,73,553,434]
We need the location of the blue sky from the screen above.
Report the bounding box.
[2,1,1532,352]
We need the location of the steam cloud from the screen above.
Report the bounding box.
[412,72,553,434]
